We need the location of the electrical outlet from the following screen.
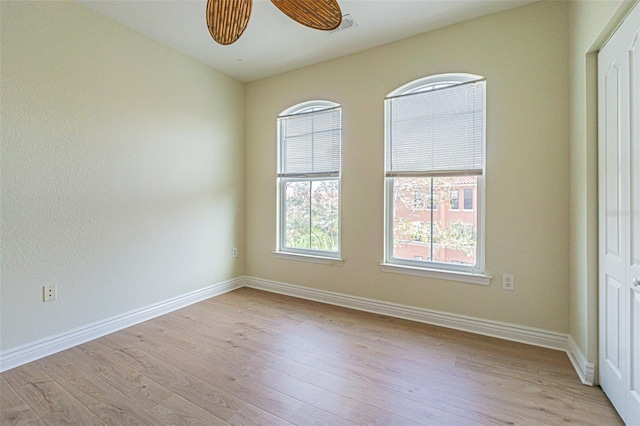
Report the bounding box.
[43,285,57,302]
[502,274,514,291]
[232,247,238,258]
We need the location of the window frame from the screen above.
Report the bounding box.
[382,74,490,284]
[276,100,342,261]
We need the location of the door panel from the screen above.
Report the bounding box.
[600,3,640,424]
[627,19,640,426]
[605,62,621,258]
[606,275,623,378]
[630,289,640,400]
[632,31,640,270]
[600,43,628,418]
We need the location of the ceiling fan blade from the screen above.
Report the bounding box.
[206,0,253,45]
[271,0,342,31]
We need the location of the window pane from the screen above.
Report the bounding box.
[283,179,338,252]
[392,177,435,261]
[392,176,477,266]
[385,80,485,175]
[311,180,339,252]
[284,180,311,249]
[464,188,473,210]
[414,191,424,209]
[450,189,459,210]
[280,108,341,174]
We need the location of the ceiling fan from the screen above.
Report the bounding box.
[206,0,343,45]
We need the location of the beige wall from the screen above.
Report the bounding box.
[246,2,571,333]
[567,0,634,367]
[0,1,245,351]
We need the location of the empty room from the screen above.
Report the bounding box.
[2,0,639,424]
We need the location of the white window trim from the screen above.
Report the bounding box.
[379,262,491,286]
[276,100,342,259]
[390,73,482,96]
[273,251,345,266]
[383,73,486,280]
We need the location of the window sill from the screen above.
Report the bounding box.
[379,263,492,286]
[273,251,345,266]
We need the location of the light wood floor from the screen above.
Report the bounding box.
[1,287,623,425]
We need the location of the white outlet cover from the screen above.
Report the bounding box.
[502,274,514,291]
[43,285,57,301]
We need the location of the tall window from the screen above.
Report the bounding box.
[464,188,473,210]
[277,101,341,257]
[450,190,459,210]
[384,74,486,274]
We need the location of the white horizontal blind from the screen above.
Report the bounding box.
[279,106,341,177]
[385,80,485,177]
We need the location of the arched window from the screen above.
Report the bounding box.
[383,74,487,281]
[276,100,341,257]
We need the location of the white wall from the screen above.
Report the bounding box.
[246,2,571,333]
[0,1,245,351]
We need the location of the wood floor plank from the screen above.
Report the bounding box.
[218,288,572,376]
[131,319,436,425]
[99,327,357,426]
[0,377,44,426]
[212,289,565,378]
[204,290,621,425]
[134,314,481,424]
[162,306,314,364]
[345,401,426,426]
[130,319,358,417]
[206,289,620,424]
[1,287,623,425]
[90,336,293,425]
[2,363,105,425]
[60,345,229,426]
[34,352,169,425]
[152,294,554,424]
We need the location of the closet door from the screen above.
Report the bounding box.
[598,3,640,424]
[626,5,640,423]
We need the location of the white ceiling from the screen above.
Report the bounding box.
[78,0,534,82]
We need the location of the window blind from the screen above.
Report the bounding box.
[385,80,485,177]
[278,106,341,177]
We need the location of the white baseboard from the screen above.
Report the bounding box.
[566,335,597,385]
[0,277,243,372]
[2,274,590,385]
[244,276,569,352]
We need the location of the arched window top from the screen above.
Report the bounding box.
[280,100,339,117]
[387,73,484,97]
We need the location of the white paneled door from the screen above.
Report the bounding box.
[599,2,640,424]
